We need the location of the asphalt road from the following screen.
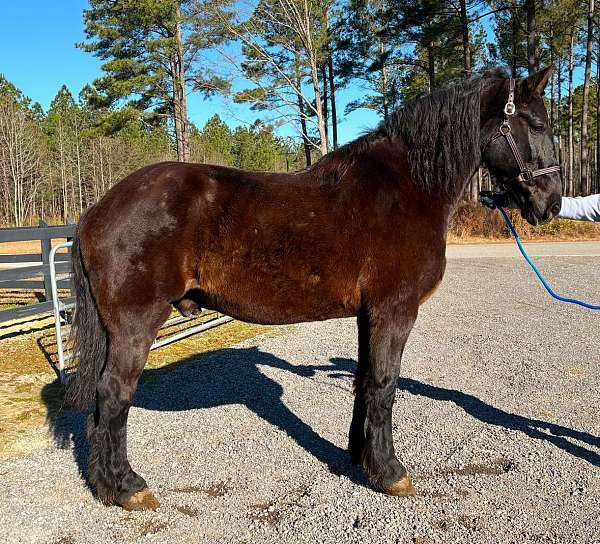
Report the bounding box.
[1,242,599,544]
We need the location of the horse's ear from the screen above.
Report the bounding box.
[519,67,553,99]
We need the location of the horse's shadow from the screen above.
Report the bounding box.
[42,350,600,496]
[332,358,600,468]
[42,347,365,492]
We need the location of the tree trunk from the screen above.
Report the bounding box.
[302,0,327,156]
[568,35,575,196]
[295,68,312,167]
[73,116,83,213]
[321,63,329,145]
[379,39,389,120]
[328,55,338,149]
[550,46,555,134]
[525,0,538,75]
[557,55,564,186]
[459,0,471,76]
[174,7,190,162]
[323,8,338,149]
[580,0,595,196]
[427,42,435,91]
[58,120,68,221]
[596,32,600,193]
[310,66,328,155]
[469,173,478,201]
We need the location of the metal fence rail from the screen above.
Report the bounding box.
[2,223,233,382]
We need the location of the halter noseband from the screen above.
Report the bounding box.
[490,78,561,186]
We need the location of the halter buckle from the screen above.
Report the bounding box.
[503,102,516,116]
[499,122,511,135]
[518,169,534,184]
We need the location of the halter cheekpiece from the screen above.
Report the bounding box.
[493,78,561,185]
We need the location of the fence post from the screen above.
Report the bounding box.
[39,219,52,302]
[65,218,76,318]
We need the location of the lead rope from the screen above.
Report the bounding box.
[497,206,600,310]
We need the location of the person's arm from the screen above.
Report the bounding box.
[557,194,600,222]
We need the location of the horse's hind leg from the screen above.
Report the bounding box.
[351,301,418,496]
[89,303,169,510]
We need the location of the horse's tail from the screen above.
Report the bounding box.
[64,231,107,410]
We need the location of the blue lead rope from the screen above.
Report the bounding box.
[497,207,600,310]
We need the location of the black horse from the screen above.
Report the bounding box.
[66,67,561,510]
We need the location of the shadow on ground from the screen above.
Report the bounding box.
[42,347,365,494]
[331,358,600,467]
[42,350,600,499]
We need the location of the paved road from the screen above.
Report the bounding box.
[1,243,599,544]
[447,240,600,258]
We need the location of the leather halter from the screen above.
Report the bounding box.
[490,78,561,186]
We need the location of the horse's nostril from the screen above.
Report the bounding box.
[551,203,561,216]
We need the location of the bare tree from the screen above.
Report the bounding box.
[580,0,595,195]
[0,101,42,225]
[216,0,331,157]
[568,33,575,195]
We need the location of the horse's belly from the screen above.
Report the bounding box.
[197,259,360,325]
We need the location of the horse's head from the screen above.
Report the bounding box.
[482,68,562,225]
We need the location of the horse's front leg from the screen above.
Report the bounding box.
[350,300,417,496]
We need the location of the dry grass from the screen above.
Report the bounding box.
[0,310,280,460]
[448,202,600,243]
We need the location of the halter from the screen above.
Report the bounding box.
[490,78,561,185]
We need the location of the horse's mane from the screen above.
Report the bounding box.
[315,69,508,193]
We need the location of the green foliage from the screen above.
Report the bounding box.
[80,0,179,111]
[0,75,308,225]
[189,115,303,171]
[335,0,403,116]
[191,114,235,165]
[336,0,493,113]
[233,121,283,171]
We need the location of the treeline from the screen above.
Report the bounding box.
[0,77,304,225]
[2,0,600,225]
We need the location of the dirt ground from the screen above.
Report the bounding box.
[0,239,70,255]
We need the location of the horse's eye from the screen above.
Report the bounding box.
[529,124,546,134]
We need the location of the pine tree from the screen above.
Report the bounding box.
[229,0,331,159]
[80,0,233,162]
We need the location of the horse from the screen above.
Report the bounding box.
[66,67,562,511]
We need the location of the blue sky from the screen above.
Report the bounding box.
[0,2,581,145]
[0,1,380,144]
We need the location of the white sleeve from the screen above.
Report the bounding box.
[557,195,600,222]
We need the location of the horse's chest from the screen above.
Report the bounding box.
[374,239,446,306]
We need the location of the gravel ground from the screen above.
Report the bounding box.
[1,244,599,544]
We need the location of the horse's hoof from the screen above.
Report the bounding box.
[383,474,416,497]
[119,488,160,511]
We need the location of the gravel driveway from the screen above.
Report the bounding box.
[1,242,599,544]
